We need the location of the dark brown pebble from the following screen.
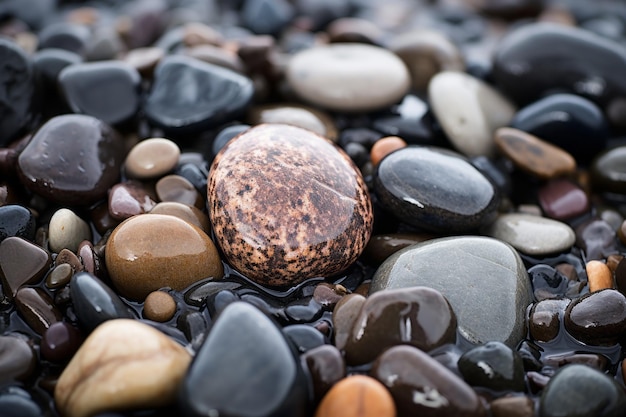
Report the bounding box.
[15,287,63,335]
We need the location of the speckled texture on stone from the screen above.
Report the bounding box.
[208,123,373,287]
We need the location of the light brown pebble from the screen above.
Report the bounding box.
[149,201,211,234]
[46,263,74,289]
[247,103,338,141]
[495,127,577,179]
[314,375,396,417]
[105,214,223,301]
[55,319,191,417]
[143,291,177,322]
[370,136,407,165]
[586,260,614,293]
[124,138,180,180]
[156,174,204,209]
[490,395,535,417]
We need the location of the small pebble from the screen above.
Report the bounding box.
[108,181,157,221]
[155,174,204,209]
[538,179,590,221]
[586,260,614,293]
[40,322,82,363]
[124,138,181,180]
[48,208,92,253]
[143,291,177,322]
[314,375,396,417]
[370,136,407,165]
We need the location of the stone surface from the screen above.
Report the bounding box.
[372,345,486,417]
[48,208,91,253]
[539,364,626,417]
[144,55,254,136]
[494,127,576,179]
[529,299,569,343]
[374,146,499,233]
[0,237,51,300]
[180,302,309,417]
[586,260,613,293]
[538,179,590,221]
[428,71,516,157]
[371,236,532,347]
[344,286,457,365]
[591,146,626,195]
[124,137,180,180]
[314,375,396,417]
[208,124,372,287]
[490,396,535,417]
[15,287,62,335]
[55,319,192,417]
[58,61,141,125]
[40,322,82,363]
[16,114,125,206]
[143,291,177,322]
[155,174,204,209]
[149,202,210,234]
[483,213,575,256]
[301,345,345,402]
[458,341,525,392]
[370,136,407,165]
[108,181,157,221]
[247,104,337,141]
[564,289,626,346]
[0,204,35,243]
[105,214,223,301]
[0,335,36,383]
[286,43,410,112]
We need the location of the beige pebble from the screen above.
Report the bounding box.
[155,174,204,209]
[586,260,613,293]
[149,201,211,234]
[314,375,396,417]
[143,291,177,322]
[55,319,191,417]
[125,138,180,180]
[247,103,338,141]
[48,208,92,253]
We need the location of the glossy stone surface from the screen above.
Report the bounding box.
[301,344,345,402]
[538,179,590,221]
[105,214,223,301]
[209,124,372,287]
[372,345,486,417]
[314,375,396,417]
[124,138,180,180]
[180,302,309,417]
[0,204,35,243]
[0,237,51,300]
[344,286,457,365]
[144,55,254,135]
[458,341,525,392]
[510,94,609,164]
[591,146,626,195]
[0,38,34,146]
[374,146,499,233]
[48,208,91,253]
[362,233,435,265]
[15,287,62,335]
[70,272,135,332]
[16,114,125,206]
[40,322,82,363]
[428,71,516,157]
[55,319,192,417]
[529,299,569,343]
[564,289,626,346]
[483,213,575,256]
[371,236,532,347]
[286,43,410,112]
[108,181,157,221]
[149,202,210,234]
[58,61,141,125]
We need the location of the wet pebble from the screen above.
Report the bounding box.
[0,237,51,299]
[586,260,614,293]
[0,334,36,383]
[143,290,177,322]
[483,212,575,256]
[374,146,499,233]
[40,322,82,363]
[301,344,345,403]
[371,236,532,347]
[16,114,125,206]
[591,146,626,195]
[105,214,223,301]
[15,287,62,335]
[428,71,516,157]
[344,286,457,366]
[55,319,192,417]
[0,204,35,243]
[180,302,310,417]
[539,364,626,417]
[108,181,157,221]
[209,124,372,287]
[155,174,204,209]
[372,345,486,417]
[48,208,91,253]
[537,179,590,221]
[314,375,396,417]
[370,136,406,165]
[458,341,525,392]
[575,218,616,261]
[124,137,180,180]
[286,43,410,112]
[529,299,570,343]
[564,289,626,346]
[283,324,326,353]
[46,263,73,289]
[247,103,337,141]
[69,271,135,332]
[149,201,210,234]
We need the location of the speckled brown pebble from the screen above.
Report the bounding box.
[143,291,177,322]
[105,214,223,301]
[208,124,373,287]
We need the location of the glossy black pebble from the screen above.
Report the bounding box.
[0,205,35,243]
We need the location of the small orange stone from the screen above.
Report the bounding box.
[314,375,396,417]
[143,291,177,322]
[370,136,407,165]
[586,260,613,293]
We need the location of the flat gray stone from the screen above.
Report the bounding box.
[370,236,532,347]
[483,213,575,256]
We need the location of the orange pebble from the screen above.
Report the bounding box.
[370,136,407,165]
[586,260,613,293]
[314,375,396,417]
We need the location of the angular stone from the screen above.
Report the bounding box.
[0,237,51,300]
[108,181,157,221]
[55,319,192,417]
[208,124,372,287]
[371,236,532,347]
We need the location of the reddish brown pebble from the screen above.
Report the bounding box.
[370,136,407,165]
[586,260,613,293]
[495,127,576,179]
[143,291,177,322]
[538,178,589,220]
[209,124,373,287]
[314,375,396,417]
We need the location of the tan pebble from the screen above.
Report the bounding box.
[370,136,407,165]
[46,263,74,289]
[490,395,535,417]
[150,201,211,234]
[125,138,180,180]
[156,174,204,209]
[143,291,177,322]
[314,375,396,417]
[105,214,223,301]
[247,104,337,141]
[55,248,84,272]
[55,319,191,417]
[586,260,613,293]
[48,208,92,253]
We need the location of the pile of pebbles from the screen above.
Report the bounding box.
[2,0,626,416]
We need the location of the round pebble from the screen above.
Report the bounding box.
[125,138,181,180]
[105,214,224,301]
[208,124,372,287]
[155,174,204,209]
[149,201,211,234]
[314,375,396,417]
[143,291,177,322]
[286,43,410,112]
[40,322,82,363]
[370,136,407,165]
[565,289,626,345]
[537,179,590,221]
[48,208,92,253]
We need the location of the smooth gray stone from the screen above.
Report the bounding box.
[370,236,532,347]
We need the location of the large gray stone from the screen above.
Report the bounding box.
[370,236,532,347]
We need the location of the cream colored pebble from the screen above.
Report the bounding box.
[48,208,92,253]
[586,260,613,293]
